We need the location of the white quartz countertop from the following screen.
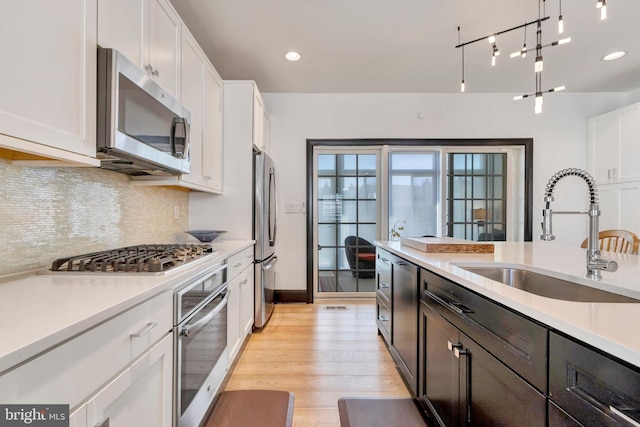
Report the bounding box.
[376,240,640,368]
[0,240,254,375]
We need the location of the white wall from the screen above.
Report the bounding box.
[262,92,627,291]
[628,88,640,104]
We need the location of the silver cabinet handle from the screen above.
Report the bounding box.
[379,315,389,321]
[379,283,390,289]
[152,68,159,77]
[240,279,248,285]
[233,262,242,268]
[447,341,462,352]
[610,406,640,427]
[130,322,157,338]
[94,418,109,427]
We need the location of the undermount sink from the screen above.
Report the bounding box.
[459,266,640,303]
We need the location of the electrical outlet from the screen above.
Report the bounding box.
[173,205,180,220]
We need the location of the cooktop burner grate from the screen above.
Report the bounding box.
[51,244,215,273]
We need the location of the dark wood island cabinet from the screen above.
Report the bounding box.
[375,243,640,427]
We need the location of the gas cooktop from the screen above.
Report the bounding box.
[50,244,216,273]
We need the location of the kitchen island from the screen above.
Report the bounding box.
[377,240,640,426]
[378,240,640,367]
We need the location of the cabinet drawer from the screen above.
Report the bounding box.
[549,332,640,427]
[376,297,391,344]
[227,246,254,280]
[0,291,173,410]
[421,268,547,393]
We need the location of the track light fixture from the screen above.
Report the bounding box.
[455,0,577,114]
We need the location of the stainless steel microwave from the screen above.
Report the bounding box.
[97,47,191,175]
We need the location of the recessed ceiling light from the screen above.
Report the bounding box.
[602,51,627,61]
[284,51,301,62]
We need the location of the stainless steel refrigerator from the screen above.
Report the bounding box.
[254,151,278,328]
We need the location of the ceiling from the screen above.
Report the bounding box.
[169,0,640,94]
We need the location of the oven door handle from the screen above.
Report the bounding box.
[180,290,229,337]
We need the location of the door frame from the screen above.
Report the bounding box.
[312,147,383,300]
[303,138,533,303]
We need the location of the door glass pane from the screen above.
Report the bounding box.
[318,154,336,175]
[358,155,377,175]
[338,155,357,175]
[358,201,376,222]
[338,177,357,198]
[318,224,336,247]
[341,201,357,222]
[389,151,440,239]
[317,177,336,198]
[318,248,336,269]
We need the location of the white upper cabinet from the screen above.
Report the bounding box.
[131,27,223,193]
[98,0,181,99]
[588,102,640,184]
[253,90,270,153]
[0,0,99,166]
[203,65,224,192]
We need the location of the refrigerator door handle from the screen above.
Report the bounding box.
[268,167,278,246]
[262,255,278,271]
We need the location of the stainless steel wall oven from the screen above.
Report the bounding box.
[174,263,228,427]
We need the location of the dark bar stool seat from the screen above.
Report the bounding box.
[205,390,294,427]
[337,397,430,427]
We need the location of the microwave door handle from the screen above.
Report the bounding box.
[170,117,177,156]
[171,117,189,159]
[182,118,191,160]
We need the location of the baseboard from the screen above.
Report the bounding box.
[275,289,311,303]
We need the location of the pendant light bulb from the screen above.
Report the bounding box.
[596,0,603,8]
[601,4,607,19]
[535,56,543,73]
[461,80,465,92]
[488,35,496,44]
[558,15,564,33]
[522,45,527,58]
[492,54,496,67]
[535,95,543,114]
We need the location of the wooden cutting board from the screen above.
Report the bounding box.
[400,236,494,253]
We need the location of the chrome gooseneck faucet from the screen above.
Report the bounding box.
[540,168,617,280]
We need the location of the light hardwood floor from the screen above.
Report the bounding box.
[221,299,411,427]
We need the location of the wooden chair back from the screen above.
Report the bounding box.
[580,229,640,255]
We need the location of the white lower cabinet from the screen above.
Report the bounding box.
[0,291,173,424]
[226,246,255,364]
[83,333,173,427]
[227,265,254,364]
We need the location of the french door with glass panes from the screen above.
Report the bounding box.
[314,150,379,297]
[446,152,513,241]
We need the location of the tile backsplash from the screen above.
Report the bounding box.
[0,159,191,275]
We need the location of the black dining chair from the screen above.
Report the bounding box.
[344,236,376,278]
